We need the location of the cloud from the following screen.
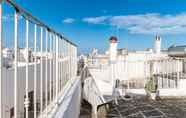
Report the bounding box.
[82,13,186,34]
[63,18,75,24]
[83,16,109,24]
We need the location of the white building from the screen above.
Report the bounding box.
[18,48,34,62]
[2,48,14,68]
[88,35,168,81]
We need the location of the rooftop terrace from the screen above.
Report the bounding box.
[97,97,186,118]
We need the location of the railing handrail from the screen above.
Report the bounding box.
[5,0,77,47]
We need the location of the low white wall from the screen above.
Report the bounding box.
[125,79,186,97]
[178,79,186,90]
[50,78,81,118]
[83,77,105,106]
[158,79,186,97]
[158,89,186,96]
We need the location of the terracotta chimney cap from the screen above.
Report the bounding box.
[109,36,118,43]
[155,35,161,41]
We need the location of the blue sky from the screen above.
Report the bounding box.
[3,0,186,54]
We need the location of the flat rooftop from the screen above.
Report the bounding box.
[98,97,186,118]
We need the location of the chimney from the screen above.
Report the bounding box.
[109,36,118,62]
[154,35,161,55]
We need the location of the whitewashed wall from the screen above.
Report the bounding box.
[51,78,81,118]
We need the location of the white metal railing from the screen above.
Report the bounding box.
[0,1,77,118]
[87,57,185,89]
[150,59,183,88]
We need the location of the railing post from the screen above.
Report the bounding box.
[14,10,19,118]
[73,46,75,77]
[69,44,72,79]
[176,60,179,88]
[34,24,37,118]
[166,60,168,88]
[61,39,64,88]
[161,60,164,88]
[64,40,67,83]
[75,46,77,76]
[60,39,63,90]
[173,60,175,88]
[45,29,48,113]
[52,34,55,102]
[71,45,75,77]
[0,1,2,118]
[49,32,52,105]
[58,39,61,91]
[55,35,59,104]
[68,42,70,80]
[25,19,30,118]
[40,27,43,116]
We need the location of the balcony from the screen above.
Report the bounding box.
[0,1,79,118]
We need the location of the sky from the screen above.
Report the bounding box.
[3,0,186,54]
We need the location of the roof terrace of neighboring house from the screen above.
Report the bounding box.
[81,36,186,118]
[168,45,186,57]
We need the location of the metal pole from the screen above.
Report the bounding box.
[73,46,75,77]
[49,32,52,104]
[75,46,77,77]
[64,40,67,83]
[55,35,59,104]
[61,39,64,88]
[166,60,168,88]
[176,60,179,88]
[173,60,175,88]
[60,39,62,90]
[45,29,48,113]
[71,45,74,78]
[34,24,37,118]
[40,27,43,116]
[58,39,61,91]
[52,34,55,101]
[25,19,29,118]
[14,11,19,118]
[168,60,170,88]
[68,42,70,80]
[0,2,2,118]
[69,44,71,79]
[161,60,164,88]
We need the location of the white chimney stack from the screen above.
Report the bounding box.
[109,36,118,61]
[109,36,118,88]
[154,35,161,55]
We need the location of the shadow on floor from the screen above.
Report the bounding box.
[79,99,92,118]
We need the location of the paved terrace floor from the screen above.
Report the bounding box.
[97,97,186,118]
